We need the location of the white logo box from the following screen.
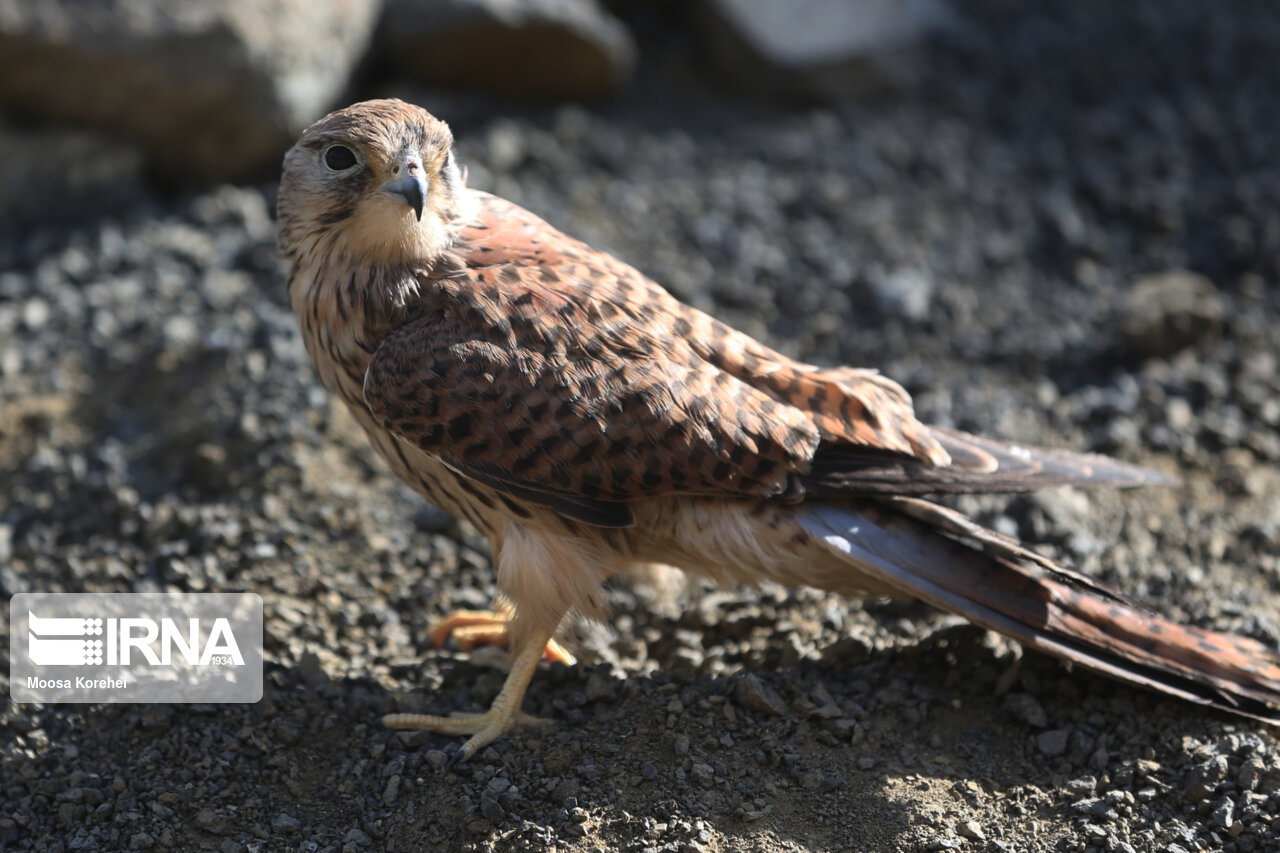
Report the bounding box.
[10,593,263,703]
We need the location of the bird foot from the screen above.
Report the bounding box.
[428,608,576,665]
[384,709,550,765]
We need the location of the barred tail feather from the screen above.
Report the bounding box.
[799,502,1280,723]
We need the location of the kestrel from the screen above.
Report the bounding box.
[278,99,1280,763]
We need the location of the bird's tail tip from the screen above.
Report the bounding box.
[799,501,1280,725]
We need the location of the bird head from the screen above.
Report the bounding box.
[278,99,471,268]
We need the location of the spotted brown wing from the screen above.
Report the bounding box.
[361,269,820,527]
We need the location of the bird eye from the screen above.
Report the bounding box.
[323,144,358,172]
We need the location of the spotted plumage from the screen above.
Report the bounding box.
[278,99,1280,761]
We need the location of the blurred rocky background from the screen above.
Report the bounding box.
[4,1,1280,852]
[0,0,953,219]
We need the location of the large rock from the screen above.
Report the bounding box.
[0,0,382,183]
[699,0,952,100]
[0,114,145,225]
[382,0,635,100]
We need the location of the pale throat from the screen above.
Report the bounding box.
[341,204,452,269]
[342,185,479,269]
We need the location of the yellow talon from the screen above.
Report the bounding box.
[427,606,576,665]
[387,633,554,764]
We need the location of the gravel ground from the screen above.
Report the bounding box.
[5,2,1280,851]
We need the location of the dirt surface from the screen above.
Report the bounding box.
[4,2,1280,851]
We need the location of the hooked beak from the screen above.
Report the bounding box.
[381,170,427,221]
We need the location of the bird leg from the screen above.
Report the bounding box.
[427,604,576,665]
[387,523,601,762]
[384,621,557,764]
